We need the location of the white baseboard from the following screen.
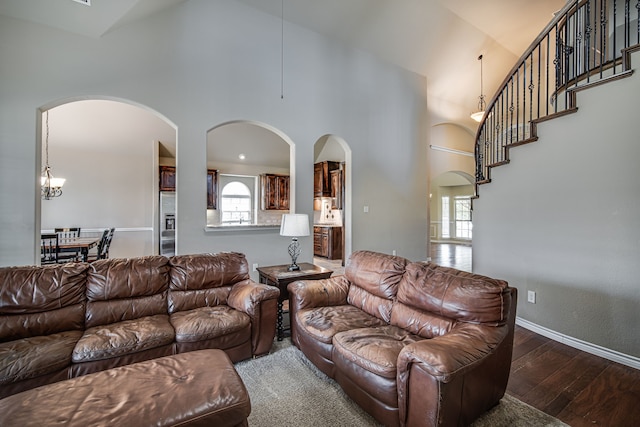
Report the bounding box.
[516,317,640,370]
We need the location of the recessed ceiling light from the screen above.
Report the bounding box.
[71,0,91,6]
[239,154,246,160]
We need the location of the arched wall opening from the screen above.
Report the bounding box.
[313,134,352,264]
[36,97,177,263]
[206,120,296,228]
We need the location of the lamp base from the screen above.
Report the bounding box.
[287,263,300,271]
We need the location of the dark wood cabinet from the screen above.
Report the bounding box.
[261,174,290,210]
[330,169,343,209]
[313,226,343,260]
[207,169,218,210]
[314,161,340,197]
[159,166,176,191]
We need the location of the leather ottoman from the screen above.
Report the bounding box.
[0,349,251,427]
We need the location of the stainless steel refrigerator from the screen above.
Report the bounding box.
[159,192,175,256]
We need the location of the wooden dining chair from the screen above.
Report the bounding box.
[87,228,115,262]
[102,228,115,259]
[41,233,58,264]
[55,227,81,262]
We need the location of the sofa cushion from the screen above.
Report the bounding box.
[0,264,87,342]
[85,256,170,328]
[0,331,83,384]
[296,305,387,344]
[72,314,174,363]
[345,251,408,322]
[170,306,250,343]
[398,262,511,326]
[333,325,422,379]
[170,252,250,290]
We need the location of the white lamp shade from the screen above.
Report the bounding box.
[280,214,310,237]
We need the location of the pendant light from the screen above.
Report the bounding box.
[41,110,65,199]
[470,54,486,122]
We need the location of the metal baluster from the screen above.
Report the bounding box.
[613,0,618,73]
[586,0,593,82]
[636,0,640,45]
[546,33,550,116]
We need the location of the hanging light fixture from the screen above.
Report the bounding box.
[41,110,65,199]
[470,54,486,122]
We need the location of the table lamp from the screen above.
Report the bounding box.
[280,213,310,271]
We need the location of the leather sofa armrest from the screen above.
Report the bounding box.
[398,323,508,381]
[227,279,280,316]
[396,323,510,426]
[227,279,280,356]
[287,275,349,312]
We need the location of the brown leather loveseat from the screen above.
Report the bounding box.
[288,250,517,427]
[0,252,279,399]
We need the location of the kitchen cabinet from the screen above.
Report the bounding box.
[207,169,218,210]
[330,169,343,210]
[261,174,290,210]
[159,166,176,191]
[313,226,343,260]
[314,161,340,197]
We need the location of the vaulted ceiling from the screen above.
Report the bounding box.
[0,0,566,143]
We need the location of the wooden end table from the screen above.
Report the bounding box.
[257,262,333,340]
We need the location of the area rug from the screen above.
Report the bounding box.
[234,339,568,427]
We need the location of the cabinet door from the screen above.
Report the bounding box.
[277,175,290,210]
[313,163,324,197]
[330,169,342,210]
[320,232,329,258]
[261,174,290,210]
[313,228,323,256]
[207,169,218,209]
[261,174,277,210]
[159,166,176,191]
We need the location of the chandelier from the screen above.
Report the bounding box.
[470,54,486,123]
[41,110,65,199]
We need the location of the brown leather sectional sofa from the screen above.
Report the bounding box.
[288,250,517,427]
[0,252,279,399]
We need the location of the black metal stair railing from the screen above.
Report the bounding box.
[475,0,640,186]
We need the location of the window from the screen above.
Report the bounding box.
[454,196,472,239]
[221,181,252,224]
[441,196,450,239]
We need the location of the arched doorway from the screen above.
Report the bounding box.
[37,98,177,262]
[313,135,352,268]
[429,171,474,271]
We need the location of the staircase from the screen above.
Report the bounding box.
[474,0,640,196]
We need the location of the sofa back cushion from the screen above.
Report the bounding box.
[392,262,510,338]
[85,256,170,328]
[345,251,408,323]
[0,263,88,342]
[168,252,250,314]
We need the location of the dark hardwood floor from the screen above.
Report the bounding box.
[430,243,640,427]
[509,325,640,427]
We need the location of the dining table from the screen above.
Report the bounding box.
[57,237,101,262]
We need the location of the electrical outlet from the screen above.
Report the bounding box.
[392,250,397,256]
[527,290,536,304]
[252,263,258,272]
[363,205,369,213]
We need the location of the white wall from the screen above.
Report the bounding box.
[0,0,428,272]
[473,50,640,360]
